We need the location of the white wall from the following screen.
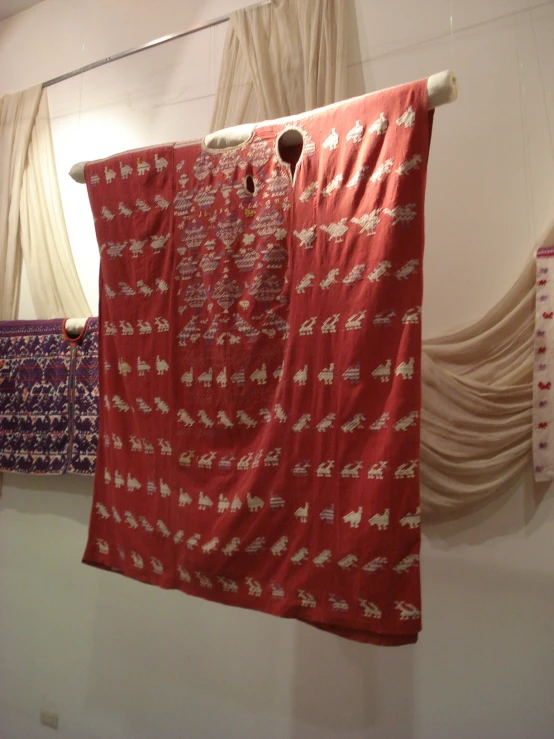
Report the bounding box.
[1,1,554,737]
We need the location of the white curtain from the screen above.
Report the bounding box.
[0,85,90,320]
[210,0,543,517]
[210,0,348,131]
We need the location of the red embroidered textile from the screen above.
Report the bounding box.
[83,80,433,645]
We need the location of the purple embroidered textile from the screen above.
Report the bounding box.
[0,318,98,475]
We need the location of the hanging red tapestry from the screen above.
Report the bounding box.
[83,79,434,645]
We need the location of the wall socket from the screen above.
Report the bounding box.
[40,709,59,730]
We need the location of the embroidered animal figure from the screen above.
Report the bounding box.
[368,260,392,282]
[154,195,170,210]
[274,404,287,423]
[321,174,343,196]
[292,413,311,432]
[158,438,172,455]
[118,202,133,217]
[104,166,116,183]
[396,105,416,127]
[245,537,266,554]
[372,359,391,382]
[155,278,169,294]
[298,590,317,608]
[154,153,168,171]
[394,411,419,431]
[293,365,308,385]
[320,218,348,242]
[341,413,365,433]
[155,316,170,332]
[395,459,419,479]
[346,119,364,142]
[197,410,214,428]
[395,601,421,620]
[231,368,245,386]
[343,506,362,528]
[370,412,390,431]
[393,554,420,573]
[359,600,382,619]
[363,557,388,573]
[292,460,311,476]
[317,363,334,384]
[117,359,132,376]
[129,436,142,452]
[216,368,227,387]
[135,199,151,213]
[395,259,419,280]
[151,234,170,251]
[271,536,289,556]
[237,410,257,428]
[313,549,332,567]
[369,112,388,134]
[119,162,133,178]
[198,368,213,387]
[245,577,262,597]
[343,365,360,384]
[198,452,217,469]
[156,356,169,374]
[217,411,234,428]
[237,452,254,470]
[396,154,422,175]
[316,413,336,432]
[178,490,192,507]
[218,495,230,513]
[217,577,238,593]
[329,595,349,611]
[106,241,126,258]
[323,127,339,150]
[259,408,272,423]
[320,506,335,523]
[112,396,130,412]
[269,495,285,509]
[104,321,117,335]
[137,357,151,375]
[316,460,334,477]
[370,158,394,183]
[119,320,134,335]
[373,310,396,326]
[179,450,195,466]
[345,311,366,330]
[321,314,340,333]
[138,319,152,334]
[246,492,264,512]
[299,181,318,201]
[264,448,281,466]
[273,364,284,381]
[202,537,220,553]
[319,268,340,290]
[126,474,141,491]
[402,307,421,324]
[95,503,110,520]
[181,367,193,386]
[154,397,170,414]
[299,316,318,335]
[195,572,213,589]
[400,507,421,529]
[137,281,154,297]
[383,204,417,226]
[177,409,195,427]
[131,552,144,569]
[395,357,415,380]
[222,537,241,555]
[136,397,152,414]
[367,460,388,479]
[294,226,317,248]
[338,554,358,571]
[137,158,150,175]
[250,364,267,385]
[296,272,316,293]
[290,547,309,565]
[369,509,390,530]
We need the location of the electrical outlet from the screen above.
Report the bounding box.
[40,709,59,730]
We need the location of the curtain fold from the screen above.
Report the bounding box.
[209,0,550,517]
[210,0,347,131]
[0,85,90,320]
[0,85,41,319]
[20,90,91,317]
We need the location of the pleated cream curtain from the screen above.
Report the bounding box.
[210,0,348,130]
[0,85,91,320]
[210,0,543,516]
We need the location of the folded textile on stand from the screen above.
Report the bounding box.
[0,318,98,475]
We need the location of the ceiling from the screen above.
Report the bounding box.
[0,0,45,22]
